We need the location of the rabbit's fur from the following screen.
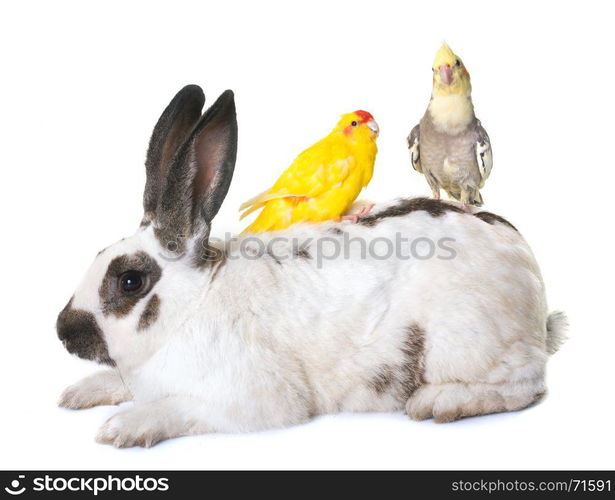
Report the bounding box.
[57,85,567,448]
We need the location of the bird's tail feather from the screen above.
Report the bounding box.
[239,201,268,220]
[239,188,305,220]
[239,189,271,211]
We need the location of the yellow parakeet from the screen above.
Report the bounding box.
[240,110,379,233]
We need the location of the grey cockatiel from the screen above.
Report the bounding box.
[408,43,492,208]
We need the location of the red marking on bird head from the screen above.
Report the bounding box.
[354,110,374,123]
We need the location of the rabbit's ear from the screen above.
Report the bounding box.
[155,90,237,251]
[187,90,238,224]
[143,85,205,221]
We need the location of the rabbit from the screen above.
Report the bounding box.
[56,84,567,448]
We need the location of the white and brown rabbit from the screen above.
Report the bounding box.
[57,85,567,448]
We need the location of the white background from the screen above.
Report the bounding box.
[1,0,614,470]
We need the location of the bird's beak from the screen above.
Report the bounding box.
[366,119,379,137]
[439,64,453,85]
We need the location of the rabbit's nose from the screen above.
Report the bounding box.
[56,299,114,365]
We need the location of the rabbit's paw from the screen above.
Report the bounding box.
[96,406,168,448]
[406,382,522,423]
[59,370,131,410]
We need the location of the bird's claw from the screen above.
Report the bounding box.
[340,214,361,224]
[340,203,375,224]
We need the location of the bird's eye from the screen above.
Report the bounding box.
[455,59,461,67]
[351,121,358,127]
[119,271,145,294]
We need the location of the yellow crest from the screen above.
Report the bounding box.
[433,42,459,69]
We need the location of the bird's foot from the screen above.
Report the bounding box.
[340,213,361,224]
[340,203,375,224]
[357,203,375,217]
[460,203,472,213]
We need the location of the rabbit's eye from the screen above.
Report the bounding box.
[119,271,144,294]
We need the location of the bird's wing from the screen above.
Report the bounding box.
[239,139,354,219]
[475,121,493,183]
[407,124,422,173]
[275,140,354,198]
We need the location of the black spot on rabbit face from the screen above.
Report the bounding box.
[137,294,160,331]
[99,252,162,317]
[56,298,114,365]
[359,198,464,227]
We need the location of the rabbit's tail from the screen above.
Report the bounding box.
[546,311,568,355]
